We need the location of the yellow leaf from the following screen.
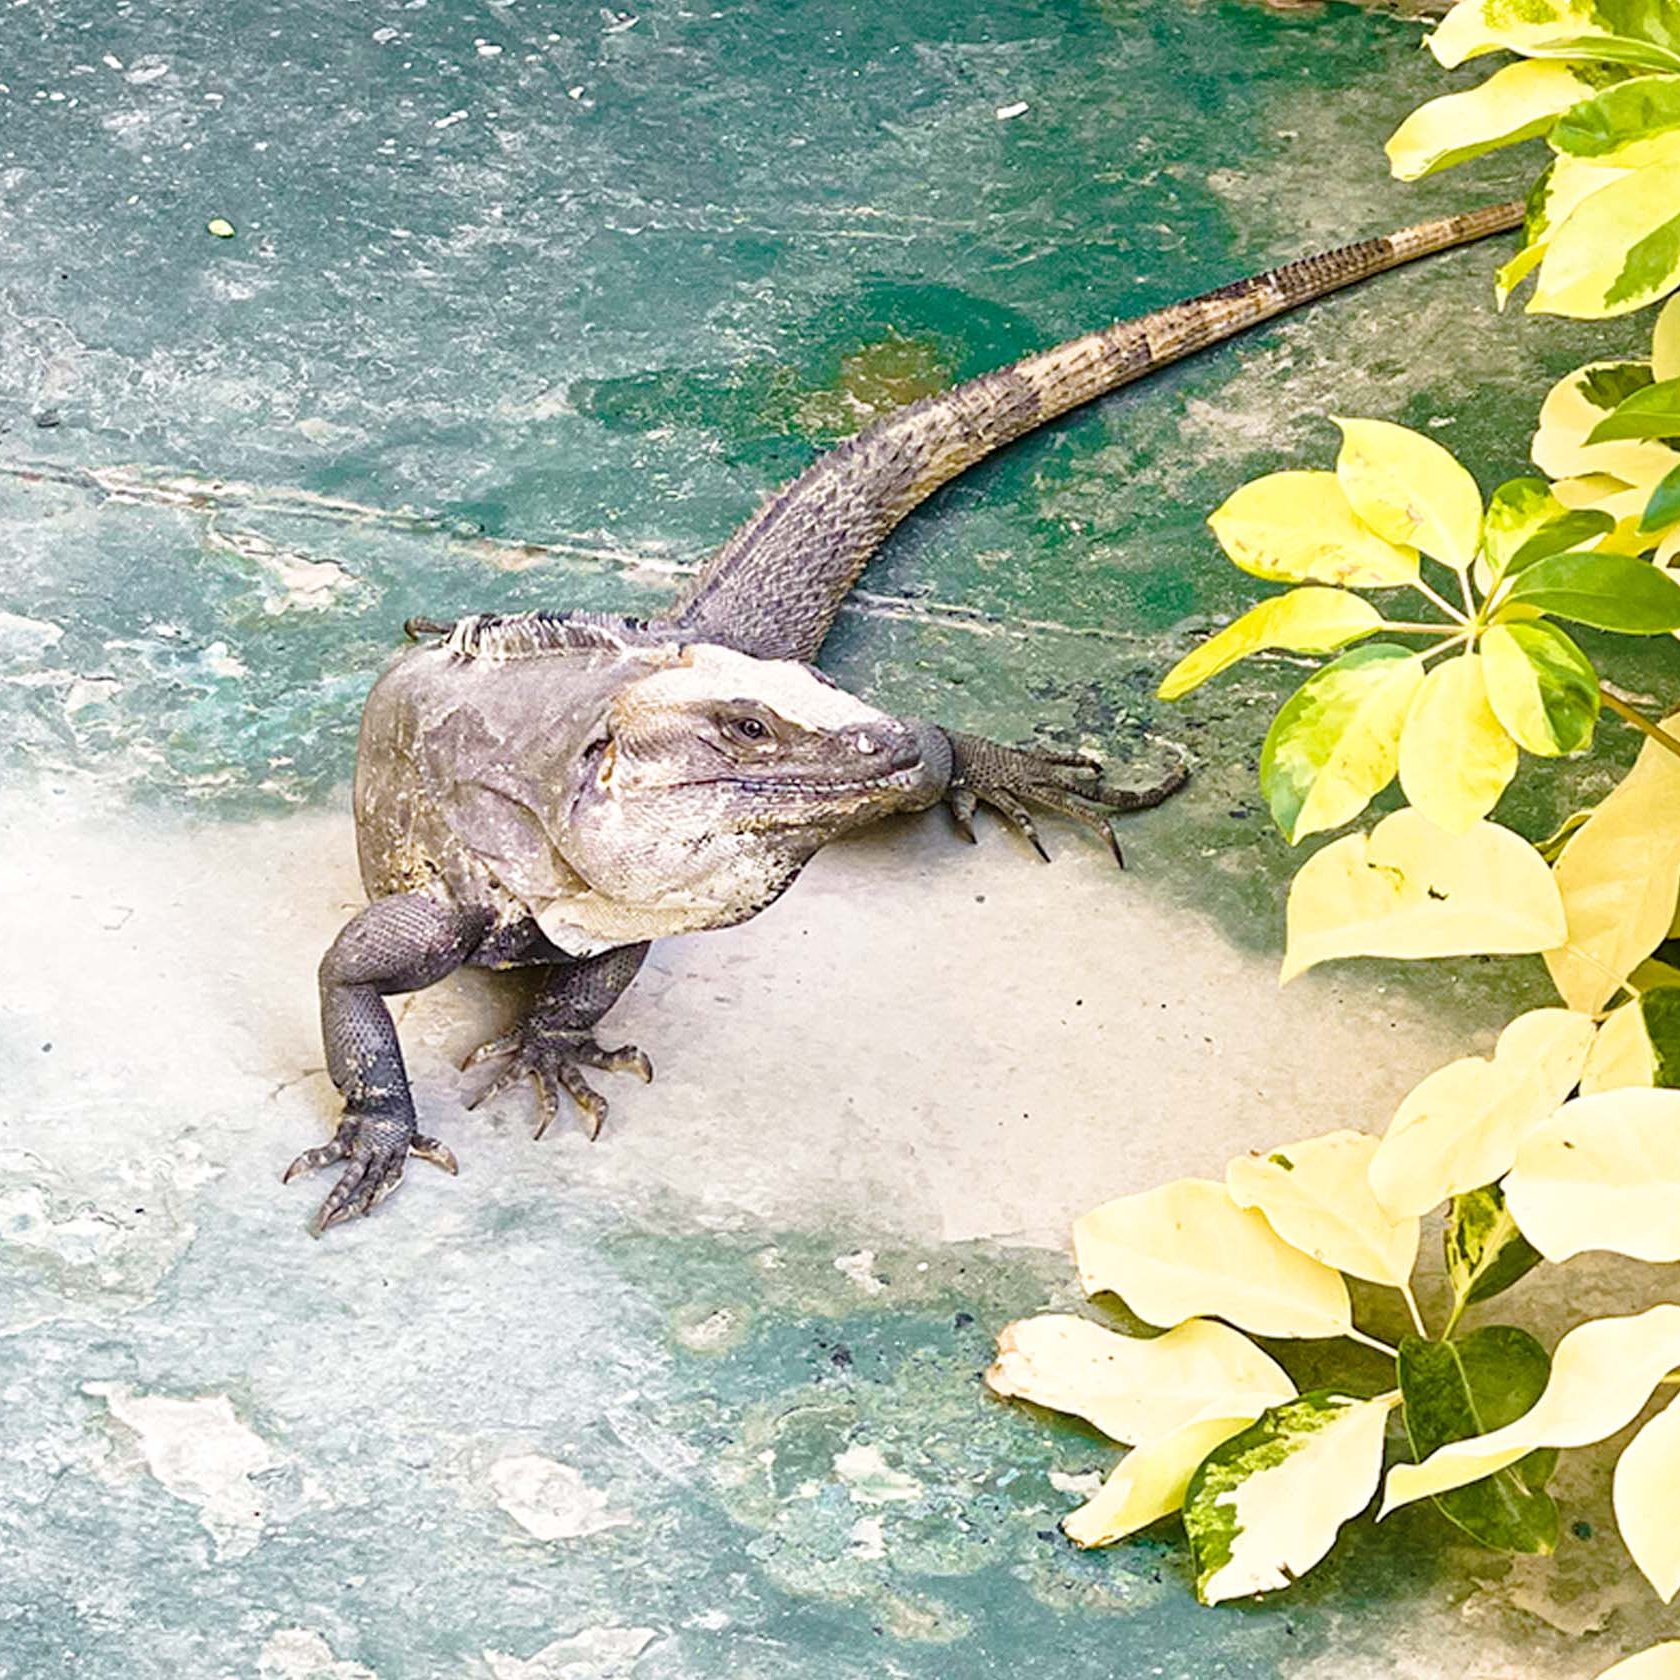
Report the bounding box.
[1397,655,1519,833]
[1657,294,1680,383]
[1579,998,1655,1094]
[1282,809,1567,984]
[1196,1394,1399,1604]
[1545,713,1680,1012]
[1614,1396,1680,1602]
[1062,1408,1268,1548]
[1369,1008,1598,1219]
[1428,0,1680,69]
[1498,155,1639,308]
[1596,1646,1680,1680]
[1381,1304,1680,1516]
[1158,588,1385,701]
[984,1315,1294,1446]
[1208,471,1420,587]
[1334,417,1484,570]
[1531,162,1680,320]
[1073,1179,1353,1340]
[1385,60,1605,182]
[1506,1089,1680,1262]
[1226,1130,1419,1287]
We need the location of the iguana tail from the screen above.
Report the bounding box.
[664,200,1524,663]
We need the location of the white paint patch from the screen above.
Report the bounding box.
[482,1625,659,1679]
[832,1249,886,1295]
[257,1628,377,1680]
[64,674,121,714]
[87,1383,281,1557]
[0,611,64,663]
[204,526,358,615]
[833,1444,922,1505]
[846,1514,886,1560]
[1048,1469,1105,1497]
[488,1452,632,1541]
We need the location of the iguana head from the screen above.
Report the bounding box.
[559,642,949,922]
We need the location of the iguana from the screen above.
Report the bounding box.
[286,200,1522,1232]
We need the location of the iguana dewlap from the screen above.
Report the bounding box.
[288,201,1521,1232]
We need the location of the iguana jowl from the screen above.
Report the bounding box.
[287,200,1522,1232]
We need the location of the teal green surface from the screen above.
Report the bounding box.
[0,2,1663,1675]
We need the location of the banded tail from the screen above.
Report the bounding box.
[663,200,1524,663]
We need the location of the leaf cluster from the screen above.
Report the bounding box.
[1386,0,1680,318]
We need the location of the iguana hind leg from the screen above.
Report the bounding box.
[286,892,491,1234]
[463,943,652,1141]
[941,730,1189,867]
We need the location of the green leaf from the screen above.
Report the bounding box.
[1481,622,1600,755]
[1642,461,1680,531]
[1184,1391,1397,1603]
[1157,588,1386,701]
[1586,374,1680,442]
[1399,1328,1558,1554]
[1387,59,1606,181]
[1502,550,1680,631]
[1444,1184,1545,1310]
[1483,478,1615,582]
[1552,72,1680,160]
[1641,986,1680,1085]
[1259,644,1424,843]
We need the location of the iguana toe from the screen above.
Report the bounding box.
[942,731,1190,869]
[284,1106,456,1235]
[464,1024,653,1142]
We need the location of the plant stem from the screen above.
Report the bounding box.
[1600,687,1680,764]
[1383,620,1467,635]
[1440,1292,1467,1342]
[1410,577,1469,625]
[1455,565,1477,622]
[1400,1285,1428,1340]
[1347,1328,1401,1359]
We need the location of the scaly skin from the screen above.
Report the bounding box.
[289,201,1523,1230]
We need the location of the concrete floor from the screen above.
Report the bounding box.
[0,0,1671,1675]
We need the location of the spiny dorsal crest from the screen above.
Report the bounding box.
[418,611,664,663]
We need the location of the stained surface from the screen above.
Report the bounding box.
[0,1,1666,1676]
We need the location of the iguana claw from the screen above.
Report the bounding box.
[941,732,1189,868]
[283,1107,459,1236]
[463,1025,653,1141]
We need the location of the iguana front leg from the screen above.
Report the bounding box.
[462,944,652,1140]
[286,892,491,1233]
[940,730,1189,866]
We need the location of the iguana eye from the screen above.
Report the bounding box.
[720,712,773,747]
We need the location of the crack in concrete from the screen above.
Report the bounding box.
[0,456,1145,648]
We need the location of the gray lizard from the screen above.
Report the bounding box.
[287,200,1521,1232]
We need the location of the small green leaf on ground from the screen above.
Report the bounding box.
[1399,1327,1558,1554]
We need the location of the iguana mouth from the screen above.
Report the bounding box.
[670,763,928,796]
